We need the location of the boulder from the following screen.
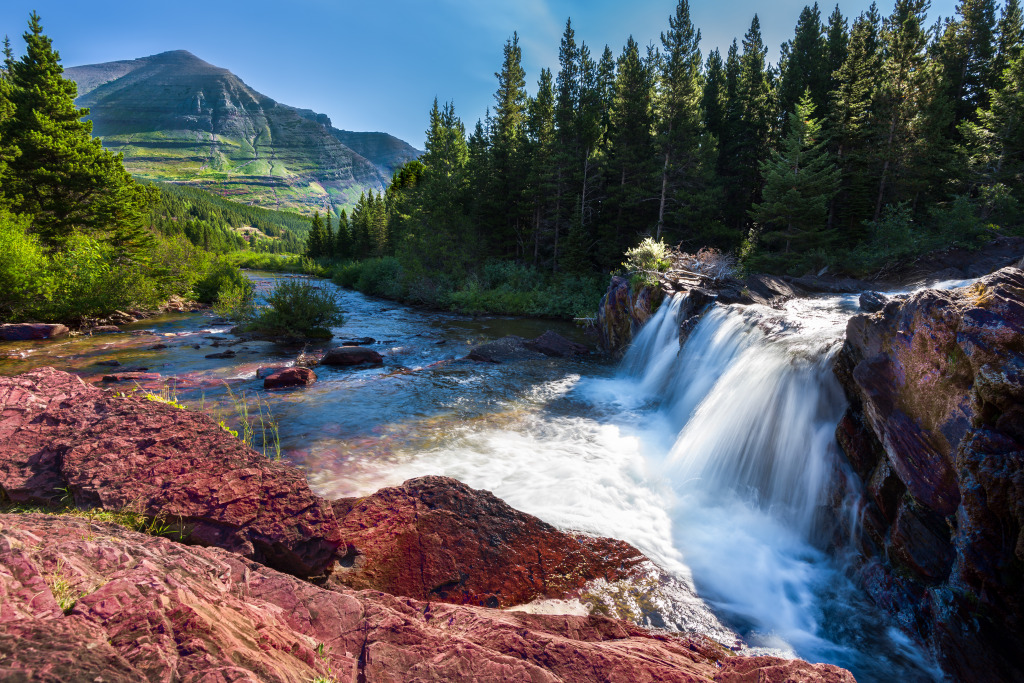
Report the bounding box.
[595,276,666,353]
[0,323,69,341]
[858,291,888,313]
[205,349,236,359]
[100,372,161,383]
[0,368,343,577]
[467,335,547,363]
[831,267,1024,682]
[256,365,289,379]
[340,337,376,346]
[525,330,590,358]
[89,325,122,335]
[321,346,384,366]
[0,513,855,683]
[329,476,647,608]
[264,367,317,390]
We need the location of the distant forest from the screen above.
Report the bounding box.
[312,0,1024,280]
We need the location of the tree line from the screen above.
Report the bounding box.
[323,0,1024,279]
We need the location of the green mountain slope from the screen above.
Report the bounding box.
[65,50,420,214]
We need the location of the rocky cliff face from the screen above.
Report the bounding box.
[0,367,855,681]
[832,267,1024,682]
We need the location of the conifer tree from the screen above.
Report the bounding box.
[702,49,727,143]
[939,0,999,125]
[525,68,557,266]
[0,36,18,207]
[825,5,850,91]
[2,12,154,247]
[872,0,931,218]
[335,208,352,259]
[829,5,883,231]
[751,92,840,252]
[552,19,582,269]
[324,209,334,256]
[488,32,529,258]
[995,0,1024,85]
[778,4,829,124]
[305,211,325,258]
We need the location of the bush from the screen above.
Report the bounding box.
[622,237,670,286]
[0,211,50,320]
[247,278,344,339]
[194,259,253,304]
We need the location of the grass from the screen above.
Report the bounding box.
[46,560,81,614]
[220,384,282,461]
[0,498,181,539]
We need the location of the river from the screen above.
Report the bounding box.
[0,272,957,682]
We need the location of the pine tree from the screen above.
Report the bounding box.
[305,211,325,258]
[2,12,155,247]
[777,4,829,124]
[0,36,18,208]
[335,208,352,259]
[602,37,656,266]
[324,209,334,256]
[829,4,883,231]
[525,68,557,266]
[939,0,999,125]
[995,0,1024,85]
[552,19,582,270]
[872,0,931,219]
[751,92,840,253]
[702,49,727,143]
[487,32,529,258]
[825,5,850,92]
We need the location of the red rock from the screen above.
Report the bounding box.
[89,325,122,335]
[833,266,1024,682]
[0,513,854,683]
[257,365,289,379]
[0,367,342,577]
[525,330,590,357]
[329,476,648,608]
[100,372,162,383]
[264,367,317,390]
[0,323,69,341]
[321,345,383,366]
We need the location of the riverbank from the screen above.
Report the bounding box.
[0,366,855,682]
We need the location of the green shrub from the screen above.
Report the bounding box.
[194,259,253,304]
[622,237,670,287]
[247,278,344,339]
[0,210,50,320]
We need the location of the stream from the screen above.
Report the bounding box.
[0,272,962,682]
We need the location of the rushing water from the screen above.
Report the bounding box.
[0,273,952,682]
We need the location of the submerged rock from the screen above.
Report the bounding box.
[832,266,1024,682]
[263,366,317,390]
[0,367,343,577]
[0,323,69,341]
[100,372,161,383]
[0,513,853,683]
[89,325,122,335]
[329,476,646,607]
[321,345,384,366]
[525,330,590,358]
[467,335,548,363]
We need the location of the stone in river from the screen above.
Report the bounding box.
[321,346,383,366]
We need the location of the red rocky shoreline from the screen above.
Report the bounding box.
[0,367,854,682]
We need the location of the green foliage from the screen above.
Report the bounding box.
[0,210,48,319]
[193,259,253,304]
[246,278,345,340]
[621,237,671,286]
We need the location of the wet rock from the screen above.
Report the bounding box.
[130,329,155,336]
[0,368,343,577]
[89,325,122,335]
[321,346,383,366]
[0,323,69,341]
[526,330,590,358]
[148,343,167,350]
[264,367,317,390]
[595,276,666,353]
[257,365,289,379]
[100,372,162,383]
[859,291,889,313]
[95,359,121,367]
[832,267,1024,682]
[329,476,647,608]
[205,349,236,359]
[340,337,376,346]
[467,335,547,364]
[108,310,136,325]
[0,513,852,683]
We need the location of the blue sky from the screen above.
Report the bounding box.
[3,0,960,147]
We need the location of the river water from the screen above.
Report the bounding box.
[0,273,955,682]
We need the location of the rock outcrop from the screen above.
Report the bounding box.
[832,267,1024,682]
[330,476,647,608]
[0,367,343,577]
[321,345,384,366]
[0,323,69,341]
[263,366,317,390]
[0,513,855,683]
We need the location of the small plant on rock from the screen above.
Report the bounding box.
[622,237,670,287]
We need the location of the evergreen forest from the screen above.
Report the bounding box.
[315,0,1024,307]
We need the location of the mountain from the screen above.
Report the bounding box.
[65,50,421,214]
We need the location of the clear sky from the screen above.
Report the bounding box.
[2,0,961,148]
